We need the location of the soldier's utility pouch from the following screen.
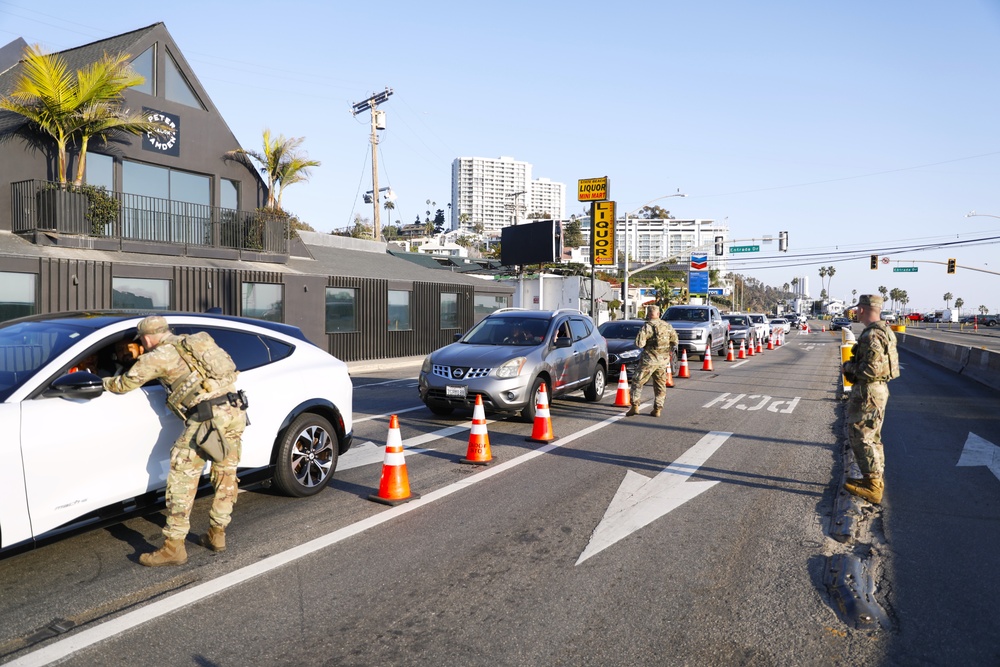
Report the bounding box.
[192,400,215,423]
[196,421,227,462]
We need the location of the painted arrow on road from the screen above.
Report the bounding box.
[576,431,732,565]
[957,432,1000,482]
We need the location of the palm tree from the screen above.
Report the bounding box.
[225,129,320,210]
[954,297,964,317]
[818,267,828,295]
[879,286,888,301]
[0,45,165,186]
[943,292,953,308]
[980,305,989,316]
[825,266,836,299]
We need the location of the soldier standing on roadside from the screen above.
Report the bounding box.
[103,316,247,566]
[626,304,679,418]
[842,294,900,504]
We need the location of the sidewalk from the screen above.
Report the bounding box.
[346,355,425,375]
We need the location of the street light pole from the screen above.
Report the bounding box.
[622,191,686,317]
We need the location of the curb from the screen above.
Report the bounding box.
[347,355,425,375]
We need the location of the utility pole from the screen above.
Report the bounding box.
[352,87,393,240]
[506,191,526,226]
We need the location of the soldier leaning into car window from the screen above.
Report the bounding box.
[103,315,247,566]
[841,294,900,505]
[626,305,679,418]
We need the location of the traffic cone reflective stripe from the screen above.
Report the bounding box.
[738,340,746,359]
[369,414,419,505]
[726,340,735,362]
[767,335,774,350]
[460,395,492,465]
[756,339,763,354]
[677,349,690,378]
[614,365,631,407]
[702,345,714,371]
[665,359,675,387]
[526,382,555,443]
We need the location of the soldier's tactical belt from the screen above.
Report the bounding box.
[186,390,249,422]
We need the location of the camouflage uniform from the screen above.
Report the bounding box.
[630,317,679,412]
[104,330,245,542]
[843,319,898,477]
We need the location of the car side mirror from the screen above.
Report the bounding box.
[47,371,105,400]
[453,332,463,342]
[554,337,572,348]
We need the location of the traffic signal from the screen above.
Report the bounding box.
[870,254,878,270]
[947,258,956,274]
[778,231,788,252]
[714,236,724,256]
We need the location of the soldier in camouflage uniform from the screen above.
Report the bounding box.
[103,316,246,566]
[842,294,899,504]
[626,305,679,418]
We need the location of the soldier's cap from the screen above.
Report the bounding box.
[847,294,883,311]
[134,315,170,339]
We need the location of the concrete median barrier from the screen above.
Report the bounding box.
[896,332,1000,392]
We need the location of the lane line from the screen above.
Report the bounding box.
[352,405,426,423]
[10,405,645,667]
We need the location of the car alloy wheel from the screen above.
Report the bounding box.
[273,413,338,498]
[584,364,606,402]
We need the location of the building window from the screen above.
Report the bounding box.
[242,283,283,322]
[164,51,204,110]
[440,293,459,328]
[325,287,357,333]
[132,47,154,95]
[121,160,211,244]
[112,277,171,310]
[474,294,507,320]
[221,179,239,210]
[86,152,114,191]
[0,272,36,322]
[388,290,411,331]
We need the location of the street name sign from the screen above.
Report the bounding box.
[729,245,760,253]
[893,267,918,273]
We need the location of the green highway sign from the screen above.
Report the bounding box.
[893,267,918,273]
[729,245,760,253]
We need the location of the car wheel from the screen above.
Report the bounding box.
[584,364,606,402]
[520,376,546,423]
[273,413,339,498]
[426,401,455,416]
[670,349,679,376]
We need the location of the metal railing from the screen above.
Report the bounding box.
[11,179,288,255]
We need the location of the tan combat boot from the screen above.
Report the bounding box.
[625,406,640,417]
[200,526,226,552]
[843,475,884,504]
[650,407,662,417]
[139,538,188,567]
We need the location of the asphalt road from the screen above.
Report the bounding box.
[2,328,998,666]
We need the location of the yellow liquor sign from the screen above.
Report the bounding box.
[578,177,609,202]
[592,201,616,266]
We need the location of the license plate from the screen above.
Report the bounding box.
[446,385,467,398]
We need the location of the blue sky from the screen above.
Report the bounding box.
[3,0,1000,314]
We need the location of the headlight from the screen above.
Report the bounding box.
[496,357,526,378]
[421,355,432,373]
[690,328,704,338]
[618,349,642,359]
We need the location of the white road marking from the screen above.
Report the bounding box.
[576,431,732,565]
[957,432,1000,482]
[10,407,638,667]
[338,419,498,470]
[355,377,419,388]
[352,405,425,423]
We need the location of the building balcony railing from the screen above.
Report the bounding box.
[10,179,288,259]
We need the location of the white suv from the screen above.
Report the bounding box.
[747,313,771,345]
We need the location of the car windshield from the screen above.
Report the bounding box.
[724,316,748,326]
[0,321,87,401]
[598,322,643,339]
[461,317,547,346]
[664,308,708,322]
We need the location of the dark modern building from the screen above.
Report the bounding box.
[0,23,511,360]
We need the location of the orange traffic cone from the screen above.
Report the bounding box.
[460,395,492,465]
[726,340,735,362]
[702,345,714,371]
[777,331,783,347]
[614,365,631,407]
[738,340,746,359]
[756,339,763,354]
[677,349,691,378]
[526,382,555,443]
[369,415,418,505]
[767,335,774,350]
[665,359,675,387]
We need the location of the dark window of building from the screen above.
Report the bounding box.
[325,287,357,333]
[164,51,204,110]
[172,326,293,372]
[112,277,171,310]
[221,179,239,210]
[474,294,507,320]
[121,161,211,244]
[132,47,154,95]
[387,290,411,331]
[86,152,114,191]
[0,272,37,322]
[242,283,283,322]
[441,293,459,328]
